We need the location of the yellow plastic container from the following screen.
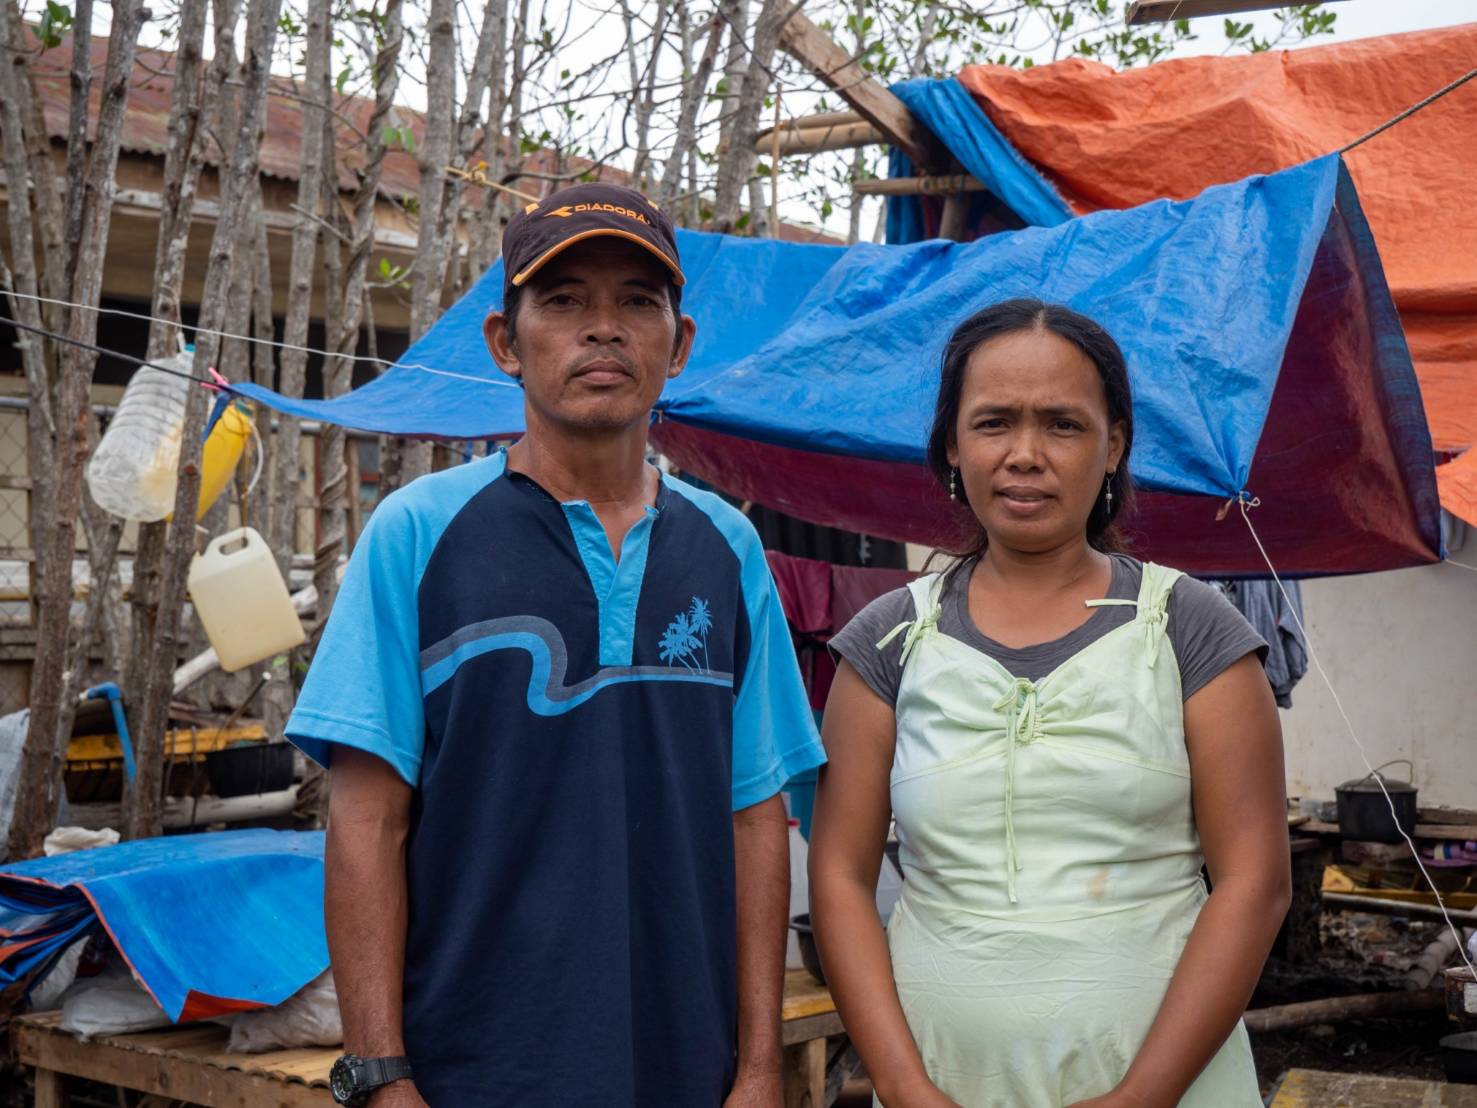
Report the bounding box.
[187,527,306,673]
[166,399,254,522]
[195,400,254,521]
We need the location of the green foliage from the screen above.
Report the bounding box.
[381,124,416,153]
[37,0,74,50]
[376,258,410,290]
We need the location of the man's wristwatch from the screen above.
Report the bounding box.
[329,1053,414,1105]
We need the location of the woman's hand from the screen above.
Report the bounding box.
[878,1073,964,1108]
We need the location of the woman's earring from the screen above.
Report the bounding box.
[949,468,960,502]
[1104,472,1115,511]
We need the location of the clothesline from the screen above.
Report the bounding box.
[1237,496,1477,981]
[0,292,522,392]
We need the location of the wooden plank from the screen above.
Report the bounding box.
[782,968,836,1022]
[781,1011,845,1048]
[939,193,971,241]
[1270,1067,1477,1107]
[755,120,883,157]
[1126,0,1342,25]
[12,1019,333,1108]
[853,174,985,197]
[782,1036,826,1108]
[1303,819,1477,841]
[777,10,941,169]
[33,1068,66,1108]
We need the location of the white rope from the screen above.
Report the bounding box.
[1445,558,1477,573]
[3,290,522,392]
[1237,496,1477,980]
[243,413,265,499]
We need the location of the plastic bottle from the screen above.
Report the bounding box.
[187,527,306,673]
[86,350,194,522]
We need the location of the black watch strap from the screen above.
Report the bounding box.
[360,1056,414,1090]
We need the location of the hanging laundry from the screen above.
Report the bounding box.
[1211,579,1308,708]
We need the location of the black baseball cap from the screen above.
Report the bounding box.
[501,183,686,295]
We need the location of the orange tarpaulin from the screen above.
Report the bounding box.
[957,24,1477,526]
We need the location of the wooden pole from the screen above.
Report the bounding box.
[755,119,881,157]
[853,174,986,197]
[1243,988,1442,1033]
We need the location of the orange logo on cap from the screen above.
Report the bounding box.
[545,202,650,225]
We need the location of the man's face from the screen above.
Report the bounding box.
[484,238,696,433]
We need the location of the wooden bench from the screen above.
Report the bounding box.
[1270,1068,1477,1107]
[12,969,844,1108]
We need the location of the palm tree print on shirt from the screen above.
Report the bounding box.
[660,598,713,671]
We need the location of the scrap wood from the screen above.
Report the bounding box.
[1244,988,1444,1033]
[1324,864,1477,911]
[1270,1067,1477,1107]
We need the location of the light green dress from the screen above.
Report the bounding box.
[876,562,1260,1107]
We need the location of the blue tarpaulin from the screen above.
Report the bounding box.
[0,829,326,1020]
[235,155,1440,576]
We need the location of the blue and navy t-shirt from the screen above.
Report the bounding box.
[287,450,825,1107]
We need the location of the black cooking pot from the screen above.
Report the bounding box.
[1335,760,1417,844]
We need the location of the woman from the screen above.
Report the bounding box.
[809,300,1290,1108]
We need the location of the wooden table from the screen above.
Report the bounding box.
[12,969,843,1108]
[1270,1068,1477,1106]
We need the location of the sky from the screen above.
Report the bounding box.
[89,0,1475,237]
[799,0,1474,237]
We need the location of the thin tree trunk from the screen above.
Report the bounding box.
[7,0,149,860]
[396,0,456,488]
[128,0,235,767]
[0,6,57,572]
[318,0,403,626]
[124,0,284,841]
[8,2,69,320]
[147,0,232,359]
[269,0,329,572]
[468,0,511,279]
[59,0,95,294]
[657,11,721,213]
[714,0,792,232]
[433,0,503,294]
[848,0,868,245]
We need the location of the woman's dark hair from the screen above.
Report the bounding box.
[926,298,1136,559]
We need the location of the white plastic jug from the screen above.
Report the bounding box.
[187,528,306,673]
[86,351,194,521]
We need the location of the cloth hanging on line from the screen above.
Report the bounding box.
[1210,579,1308,708]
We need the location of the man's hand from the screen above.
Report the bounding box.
[723,1067,783,1108]
[367,1080,430,1108]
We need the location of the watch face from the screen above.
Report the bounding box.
[330,1056,359,1103]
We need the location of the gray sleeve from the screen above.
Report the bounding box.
[1167,576,1269,701]
[827,587,916,708]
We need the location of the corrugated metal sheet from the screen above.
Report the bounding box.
[20,28,842,242]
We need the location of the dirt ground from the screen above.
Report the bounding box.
[1249,909,1461,1092]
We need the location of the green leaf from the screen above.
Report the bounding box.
[335,67,351,94]
[38,0,73,49]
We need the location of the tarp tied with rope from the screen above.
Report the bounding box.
[889,23,1477,527]
[235,154,1441,577]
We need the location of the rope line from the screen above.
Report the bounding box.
[1237,496,1477,980]
[0,313,208,386]
[0,300,523,393]
[1338,65,1477,154]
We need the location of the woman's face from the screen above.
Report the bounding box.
[949,326,1126,555]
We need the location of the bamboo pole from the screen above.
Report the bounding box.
[755,120,882,157]
[853,174,986,197]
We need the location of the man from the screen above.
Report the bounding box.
[287,183,825,1107]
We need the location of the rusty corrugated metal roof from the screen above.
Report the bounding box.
[22,28,841,242]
